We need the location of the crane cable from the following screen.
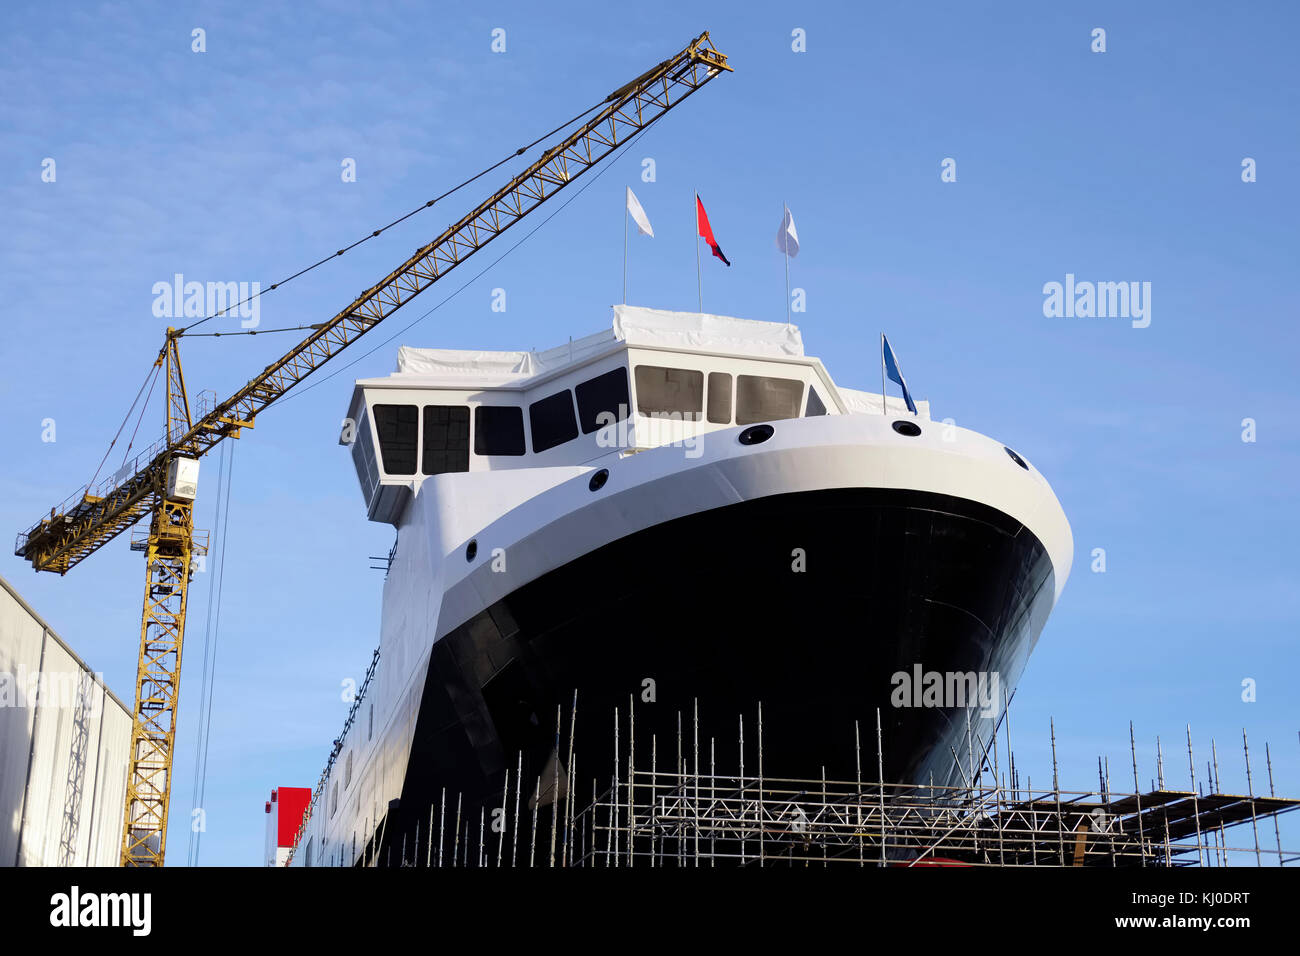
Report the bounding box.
[85,359,162,490]
[177,99,608,337]
[272,109,669,411]
[117,364,162,472]
[185,438,235,866]
[79,86,600,491]
[182,324,326,338]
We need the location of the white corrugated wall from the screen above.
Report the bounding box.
[0,584,43,865]
[0,575,132,866]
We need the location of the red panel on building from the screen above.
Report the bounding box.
[276,787,312,847]
[264,786,312,865]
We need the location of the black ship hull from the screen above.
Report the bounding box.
[379,486,1055,862]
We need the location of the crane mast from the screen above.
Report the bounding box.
[12,31,731,866]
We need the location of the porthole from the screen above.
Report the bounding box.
[738,424,774,446]
[1004,447,1029,470]
[588,468,609,492]
[891,420,921,437]
[465,539,478,561]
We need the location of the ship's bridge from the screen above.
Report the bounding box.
[343,305,926,523]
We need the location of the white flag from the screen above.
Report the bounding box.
[626,187,654,237]
[776,206,799,258]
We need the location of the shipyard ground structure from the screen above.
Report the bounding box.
[0,575,132,866]
[288,700,1300,868]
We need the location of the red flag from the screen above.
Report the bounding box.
[695,195,730,266]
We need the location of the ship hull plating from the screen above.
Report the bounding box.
[382,486,1055,859]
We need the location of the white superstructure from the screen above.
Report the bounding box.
[289,306,1071,866]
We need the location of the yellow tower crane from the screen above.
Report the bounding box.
[13,32,731,866]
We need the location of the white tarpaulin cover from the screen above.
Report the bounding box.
[387,306,926,418]
[612,304,803,357]
[839,387,931,420]
[393,305,804,381]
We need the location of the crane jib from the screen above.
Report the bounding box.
[16,31,730,578]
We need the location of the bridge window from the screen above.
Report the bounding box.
[806,387,827,416]
[474,405,526,456]
[373,404,418,475]
[707,372,732,424]
[576,367,631,433]
[635,366,703,416]
[736,375,804,425]
[351,412,378,503]
[529,389,578,453]
[422,406,470,475]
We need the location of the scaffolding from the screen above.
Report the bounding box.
[303,698,1300,869]
[567,771,1300,868]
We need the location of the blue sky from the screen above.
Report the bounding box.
[1,1,1297,865]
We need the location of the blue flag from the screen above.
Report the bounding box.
[882,334,917,415]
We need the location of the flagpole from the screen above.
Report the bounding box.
[783,202,791,328]
[694,190,702,314]
[623,191,628,305]
[880,333,887,416]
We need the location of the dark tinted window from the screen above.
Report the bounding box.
[373,404,418,475]
[529,390,578,453]
[635,366,703,416]
[422,405,469,475]
[806,387,827,416]
[351,412,378,503]
[736,376,804,425]
[707,372,732,424]
[575,367,631,433]
[474,405,526,456]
